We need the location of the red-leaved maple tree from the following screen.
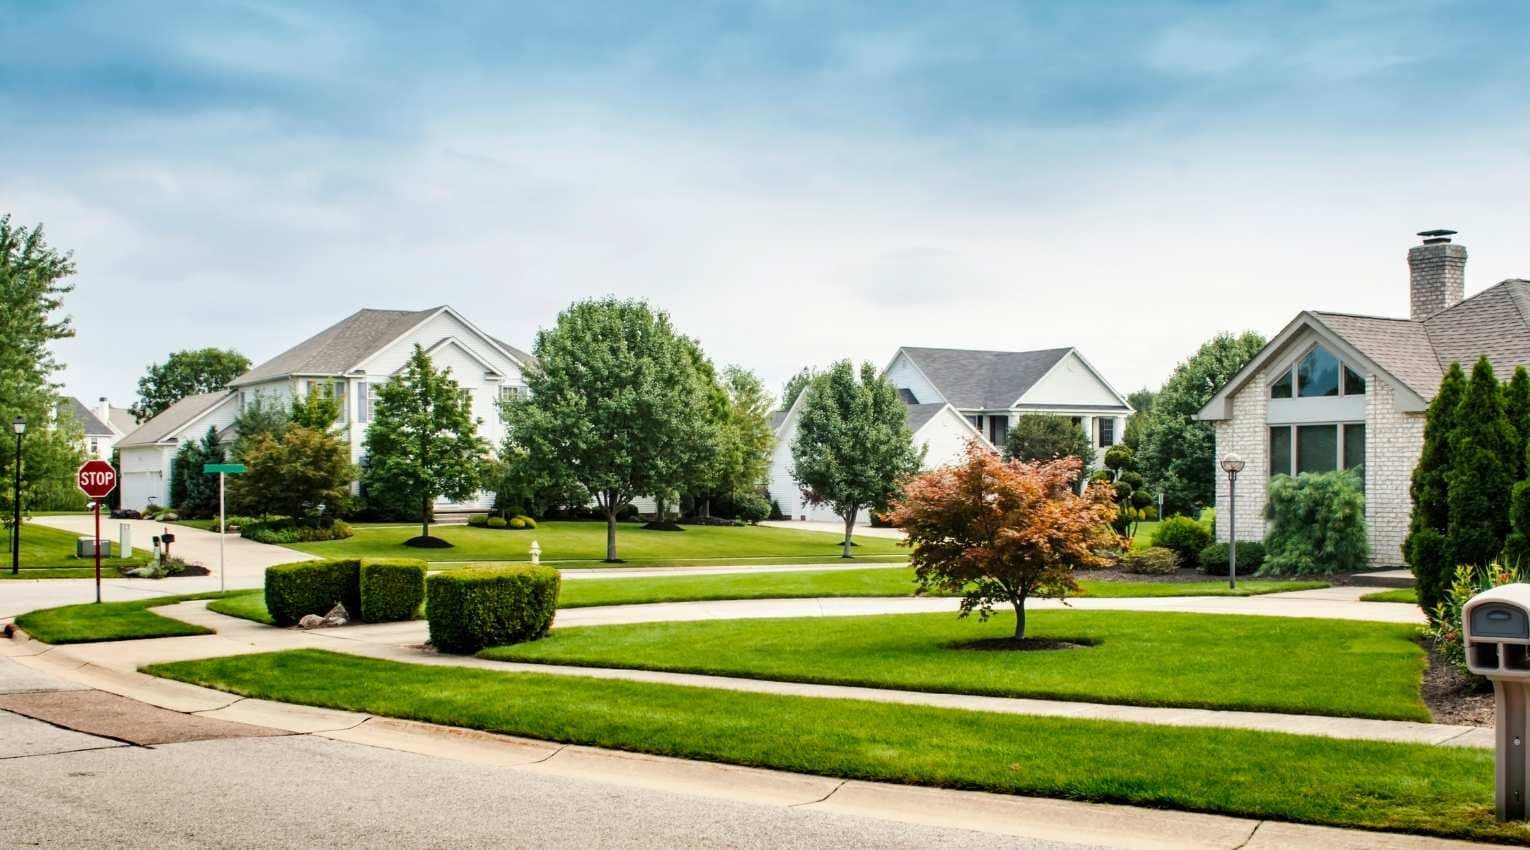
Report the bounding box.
[890,441,1119,640]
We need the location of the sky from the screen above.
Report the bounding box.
[3,0,1529,410]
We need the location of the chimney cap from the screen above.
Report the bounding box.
[1418,228,1458,245]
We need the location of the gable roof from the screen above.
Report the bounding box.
[1308,312,1444,397]
[117,392,233,448]
[232,308,439,387]
[106,406,138,435]
[903,402,948,433]
[1422,279,1530,384]
[896,346,1072,410]
[61,398,113,436]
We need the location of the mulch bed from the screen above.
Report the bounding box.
[1418,638,1495,726]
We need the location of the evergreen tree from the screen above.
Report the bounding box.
[1406,362,1465,617]
[362,345,489,544]
[1446,357,1517,570]
[1504,366,1530,481]
[169,427,225,518]
[790,360,922,557]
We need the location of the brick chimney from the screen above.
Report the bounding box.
[1409,229,1466,320]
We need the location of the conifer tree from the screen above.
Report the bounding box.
[1504,366,1530,481]
[1446,357,1517,570]
[1406,362,1465,617]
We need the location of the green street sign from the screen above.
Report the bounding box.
[203,463,247,474]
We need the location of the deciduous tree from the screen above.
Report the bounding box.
[891,443,1118,641]
[1004,414,1096,470]
[132,348,250,422]
[790,360,922,557]
[232,425,355,519]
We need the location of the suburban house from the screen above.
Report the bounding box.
[61,397,137,460]
[1197,230,1530,567]
[116,306,533,512]
[766,346,1133,523]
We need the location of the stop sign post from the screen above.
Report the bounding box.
[76,459,117,603]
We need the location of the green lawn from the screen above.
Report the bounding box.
[206,591,274,624]
[14,591,250,644]
[485,609,1429,720]
[1363,588,1419,604]
[288,521,907,567]
[143,649,1516,844]
[1,523,147,579]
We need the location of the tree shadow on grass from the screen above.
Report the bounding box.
[946,636,1101,652]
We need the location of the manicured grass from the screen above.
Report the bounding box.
[288,521,908,567]
[14,591,248,644]
[143,649,1515,843]
[1363,588,1419,604]
[1,523,147,578]
[486,609,1429,720]
[206,591,275,624]
[1075,578,1326,597]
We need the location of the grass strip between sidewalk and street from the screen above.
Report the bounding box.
[484,609,1430,721]
[1362,588,1419,604]
[142,648,1517,844]
[14,591,251,644]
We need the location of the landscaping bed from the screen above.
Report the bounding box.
[1420,637,1494,727]
[482,609,1431,720]
[142,649,1518,844]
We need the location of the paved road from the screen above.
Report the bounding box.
[0,657,1102,850]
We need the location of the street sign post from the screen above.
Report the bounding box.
[203,463,246,592]
[76,459,117,604]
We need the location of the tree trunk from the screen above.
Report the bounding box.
[841,508,857,559]
[605,491,619,562]
[420,495,429,541]
[1012,597,1027,641]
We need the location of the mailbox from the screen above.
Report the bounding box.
[1463,583,1530,821]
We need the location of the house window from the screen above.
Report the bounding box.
[1270,371,1293,399]
[968,415,982,431]
[1269,427,1292,477]
[1269,423,1365,480]
[1296,424,1338,472]
[358,382,369,423]
[1097,418,1114,448]
[499,386,524,403]
[1269,345,1366,400]
[1344,423,1366,475]
[89,437,99,454]
[989,416,1008,446]
[1343,367,1366,396]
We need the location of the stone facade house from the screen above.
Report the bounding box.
[1197,231,1530,567]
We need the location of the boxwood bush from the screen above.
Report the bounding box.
[486,516,508,529]
[426,565,561,654]
[359,558,427,623]
[242,517,354,544]
[466,514,489,528]
[1151,515,1211,564]
[1120,546,1180,575]
[1198,541,1266,576]
[265,559,361,626]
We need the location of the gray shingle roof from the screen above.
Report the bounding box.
[899,347,1072,410]
[1311,279,1530,400]
[106,406,138,434]
[230,308,440,387]
[487,335,537,370]
[903,402,949,433]
[61,398,113,436]
[768,410,788,432]
[117,392,232,448]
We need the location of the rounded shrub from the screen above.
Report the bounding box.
[508,516,528,529]
[1120,546,1180,574]
[516,515,537,529]
[1151,515,1211,564]
[427,565,561,654]
[264,559,361,626]
[486,516,508,529]
[359,558,427,623]
[466,514,489,528]
[1197,541,1266,576]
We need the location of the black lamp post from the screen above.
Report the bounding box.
[12,416,25,576]
[1219,451,1246,590]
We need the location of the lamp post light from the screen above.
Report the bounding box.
[12,416,25,576]
[1219,451,1246,590]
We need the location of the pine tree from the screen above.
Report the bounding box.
[1506,367,1530,567]
[1446,357,1517,571]
[169,427,225,518]
[1504,366,1530,481]
[1407,362,1465,617]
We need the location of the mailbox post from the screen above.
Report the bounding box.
[1463,584,1530,821]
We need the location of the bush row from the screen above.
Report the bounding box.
[467,514,539,530]
[427,565,560,654]
[264,558,425,625]
[242,518,354,544]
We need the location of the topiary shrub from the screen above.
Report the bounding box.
[426,565,561,653]
[508,516,527,529]
[486,516,508,529]
[1262,470,1369,575]
[1198,541,1266,576]
[1151,515,1211,564]
[466,514,489,528]
[516,515,537,529]
[1120,546,1180,574]
[359,558,427,623]
[265,559,361,626]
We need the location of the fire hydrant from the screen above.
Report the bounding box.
[529,540,541,565]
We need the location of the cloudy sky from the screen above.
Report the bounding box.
[4,1,1528,410]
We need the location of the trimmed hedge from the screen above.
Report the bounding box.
[265,559,361,626]
[1198,541,1266,576]
[1151,516,1211,564]
[242,518,354,545]
[360,558,427,623]
[427,565,561,654]
[1120,546,1180,575]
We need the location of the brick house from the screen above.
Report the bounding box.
[1197,231,1530,567]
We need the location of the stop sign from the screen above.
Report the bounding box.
[77,459,117,500]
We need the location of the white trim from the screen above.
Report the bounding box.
[413,336,505,378]
[1013,347,1135,411]
[881,349,950,406]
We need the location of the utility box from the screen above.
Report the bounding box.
[1464,583,1530,821]
[75,537,114,559]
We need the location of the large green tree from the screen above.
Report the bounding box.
[501,299,716,561]
[132,348,251,422]
[1405,362,1465,617]
[689,366,775,517]
[781,368,817,412]
[1446,357,1518,570]
[1122,388,1157,450]
[790,360,922,557]
[361,346,489,544]
[232,425,355,520]
[0,216,86,539]
[1136,331,1266,516]
[1003,414,1096,470]
[1504,366,1530,481]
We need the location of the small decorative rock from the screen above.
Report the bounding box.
[298,614,326,629]
[322,602,350,627]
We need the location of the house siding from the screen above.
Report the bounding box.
[1214,373,1268,543]
[1366,377,1424,567]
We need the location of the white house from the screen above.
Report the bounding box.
[62,397,137,461]
[1196,230,1530,567]
[116,306,533,512]
[766,345,1132,523]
